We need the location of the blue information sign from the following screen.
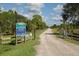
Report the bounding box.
[16,23,26,36]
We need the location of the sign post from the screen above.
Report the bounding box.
[16,23,26,45]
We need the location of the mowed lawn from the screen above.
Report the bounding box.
[0,29,46,56]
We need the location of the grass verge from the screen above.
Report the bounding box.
[52,28,79,45]
[0,29,46,56]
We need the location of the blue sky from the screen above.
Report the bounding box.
[0,3,65,26]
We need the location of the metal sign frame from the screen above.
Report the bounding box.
[16,22,26,45]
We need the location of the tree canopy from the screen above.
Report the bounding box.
[0,9,47,34]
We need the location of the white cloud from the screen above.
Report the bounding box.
[51,14,63,20]
[12,7,25,15]
[27,3,44,15]
[1,7,4,10]
[19,3,45,19]
[42,15,47,22]
[11,3,45,20]
[12,7,16,11]
[22,14,32,19]
[18,7,24,13]
[27,3,44,9]
[53,4,63,11]
[0,6,8,12]
[24,14,30,18]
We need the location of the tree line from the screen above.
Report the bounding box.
[0,9,47,35]
[62,3,79,34]
[51,3,79,40]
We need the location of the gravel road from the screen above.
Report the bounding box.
[36,28,79,56]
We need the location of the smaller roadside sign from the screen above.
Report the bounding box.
[16,23,26,36]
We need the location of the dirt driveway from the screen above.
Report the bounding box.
[36,28,79,56]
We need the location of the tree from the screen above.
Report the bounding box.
[0,9,28,34]
[32,15,47,29]
[62,3,79,39]
[61,13,69,37]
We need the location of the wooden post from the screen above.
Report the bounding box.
[34,29,36,40]
[16,36,17,45]
[24,36,26,43]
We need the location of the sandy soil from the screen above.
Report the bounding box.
[36,28,79,56]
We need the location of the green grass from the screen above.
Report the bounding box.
[52,28,79,45]
[35,29,45,39]
[64,38,79,45]
[0,29,46,56]
[0,40,36,56]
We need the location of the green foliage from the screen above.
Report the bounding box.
[0,6,47,56]
[62,3,79,25]
[61,3,79,35]
[50,24,58,29]
[0,29,45,56]
[0,40,36,56]
[32,15,47,29]
[0,9,47,34]
[0,10,28,34]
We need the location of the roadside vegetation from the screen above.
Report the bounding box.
[51,3,79,45]
[0,29,45,56]
[0,8,47,55]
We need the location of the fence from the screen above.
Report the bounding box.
[67,33,79,41]
[0,32,33,44]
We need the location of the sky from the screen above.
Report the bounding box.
[0,3,65,26]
